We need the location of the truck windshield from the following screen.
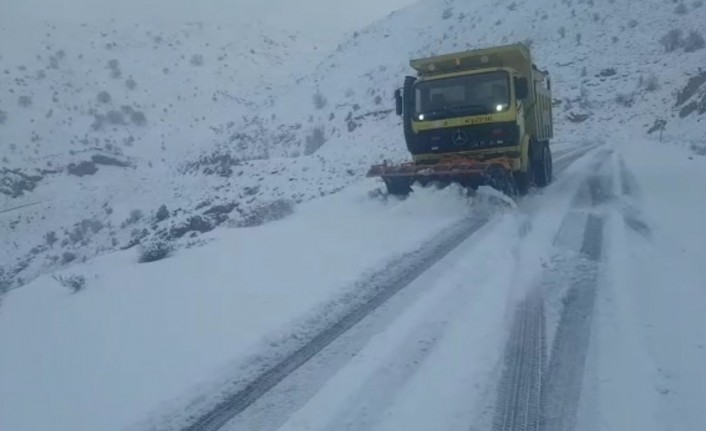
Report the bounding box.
[414,71,510,120]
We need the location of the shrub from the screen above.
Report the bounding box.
[97,91,112,104]
[190,54,204,66]
[660,29,683,52]
[106,110,126,125]
[67,161,98,176]
[45,231,58,247]
[240,199,294,227]
[304,126,326,155]
[0,267,11,294]
[125,78,137,90]
[107,59,121,79]
[52,274,86,294]
[61,251,77,264]
[644,74,660,92]
[124,209,143,226]
[18,96,32,108]
[138,240,174,263]
[442,8,453,19]
[0,110,6,124]
[155,204,170,222]
[675,2,688,14]
[567,112,590,123]
[615,93,634,107]
[129,110,147,126]
[628,19,638,29]
[313,91,327,110]
[684,30,705,52]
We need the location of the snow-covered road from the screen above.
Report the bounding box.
[174,145,612,431]
[3,140,705,431]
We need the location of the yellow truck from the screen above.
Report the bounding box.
[368,43,553,197]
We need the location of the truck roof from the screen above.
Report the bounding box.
[410,43,535,78]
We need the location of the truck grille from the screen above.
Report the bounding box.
[410,122,519,155]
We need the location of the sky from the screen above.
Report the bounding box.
[0,0,420,44]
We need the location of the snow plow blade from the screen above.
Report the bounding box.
[367,157,518,197]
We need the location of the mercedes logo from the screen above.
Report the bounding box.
[452,129,468,146]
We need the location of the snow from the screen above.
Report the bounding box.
[0,182,476,431]
[271,215,520,431]
[582,136,706,431]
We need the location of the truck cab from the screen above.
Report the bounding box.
[394,43,554,194]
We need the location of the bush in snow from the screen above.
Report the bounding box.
[615,93,634,107]
[240,199,294,227]
[660,29,683,52]
[0,267,11,294]
[123,209,143,227]
[125,77,137,90]
[304,126,326,155]
[129,110,147,126]
[442,8,453,19]
[107,59,122,79]
[52,274,86,294]
[643,74,660,92]
[190,54,204,66]
[97,91,112,104]
[45,231,58,247]
[138,240,174,263]
[18,96,32,108]
[695,0,704,8]
[675,2,688,14]
[683,30,705,52]
[155,204,170,222]
[0,110,6,124]
[567,112,590,123]
[312,91,327,110]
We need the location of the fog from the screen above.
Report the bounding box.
[1,0,419,43]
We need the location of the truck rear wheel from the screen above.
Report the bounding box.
[515,172,530,196]
[534,142,553,188]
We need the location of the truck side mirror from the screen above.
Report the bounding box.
[394,89,403,116]
[515,77,529,100]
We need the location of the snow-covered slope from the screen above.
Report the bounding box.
[3,0,705,290]
[0,0,419,289]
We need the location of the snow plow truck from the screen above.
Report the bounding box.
[368,43,553,197]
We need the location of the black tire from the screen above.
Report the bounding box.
[515,172,531,196]
[487,165,518,199]
[534,142,553,188]
[384,177,413,196]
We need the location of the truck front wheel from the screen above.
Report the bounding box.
[534,142,553,188]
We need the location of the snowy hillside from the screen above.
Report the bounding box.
[1,0,706,430]
[0,0,418,289]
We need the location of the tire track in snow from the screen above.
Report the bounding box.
[618,157,651,238]
[178,215,492,431]
[493,150,610,431]
[540,158,610,431]
[177,144,603,431]
[540,214,604,431]
[492,291,545,431]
